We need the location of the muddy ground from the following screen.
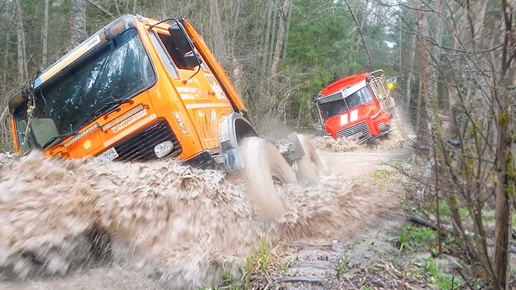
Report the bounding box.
[0,144,414,290]
[0,113,422,290]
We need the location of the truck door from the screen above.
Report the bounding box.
[152,24,233,151]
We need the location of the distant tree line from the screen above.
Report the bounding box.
[0,0,400,150]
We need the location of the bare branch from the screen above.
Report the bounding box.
[86,0,115,19]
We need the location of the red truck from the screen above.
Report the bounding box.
[314,69,395,142]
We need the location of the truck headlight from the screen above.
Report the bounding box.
[154,141,173,158]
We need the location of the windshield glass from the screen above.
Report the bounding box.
[318,86,374,120]
[13,28,155,149]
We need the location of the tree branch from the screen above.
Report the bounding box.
[86,0,115,19]
[343,0,373,70]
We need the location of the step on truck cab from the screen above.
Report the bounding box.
[8,14,323,220]
[314,69,395,142]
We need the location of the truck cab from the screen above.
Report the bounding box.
[8,14,256,171]
[314,69,395,142]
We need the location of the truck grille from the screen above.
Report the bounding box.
[336,121,370,139]
[111,120,181,162]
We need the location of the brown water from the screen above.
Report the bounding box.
[0,151,398,289]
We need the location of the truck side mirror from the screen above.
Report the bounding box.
[182,51,200,69]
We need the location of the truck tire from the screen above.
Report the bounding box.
[296,134,325,181]
[241,137,296,220]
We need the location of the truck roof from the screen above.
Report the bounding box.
[9,15,140,113]
[319,72,369,98]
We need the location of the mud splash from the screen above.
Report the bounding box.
[311,135,361,152]
[312,106,415,153]
[0,152,398,289]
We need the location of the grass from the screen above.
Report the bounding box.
[335,253,349,277]
[397,225,437,252]
[204,240,287,290]
[244,240,275,276]
[422,258,460,290]
[367,168,396,190]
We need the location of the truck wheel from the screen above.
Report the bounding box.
[241,137,296,220]
[296,134,325,181]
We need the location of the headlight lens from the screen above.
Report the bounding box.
[154,140,173,158]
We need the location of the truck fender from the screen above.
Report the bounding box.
[218,112,258,172]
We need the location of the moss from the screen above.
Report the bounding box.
[448,194,458,207]
[498,110,509,126]
[508,152,515,179]
[508,152,515,197]
[508,184,515,197]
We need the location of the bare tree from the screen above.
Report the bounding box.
[15,0,27,82]
[42,0,49,67]
[270,0,291,76]
[406,0,515,287]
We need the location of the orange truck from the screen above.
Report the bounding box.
[314,70,395,143]
[8,14,323,219]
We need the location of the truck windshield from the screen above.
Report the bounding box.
[13,28,155,149]
[318,86,374,120]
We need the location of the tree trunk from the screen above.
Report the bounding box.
[42,0,49,67]
[281,2,292,59]
[261,0,275,77]
[415,0,428,144]
[70,0,87,48]
[493,94,512,289]
[15,0,27,82]
[492,0,514,287]
[270,0,291,76]
[209,0,224,58]
[405,29,417,109]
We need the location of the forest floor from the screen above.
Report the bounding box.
[1,109,509,290]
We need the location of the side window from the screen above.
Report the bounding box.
[150,32,180,79]
[160,24,201,70]
[158,33,193,69]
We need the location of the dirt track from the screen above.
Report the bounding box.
[0,142,409,290]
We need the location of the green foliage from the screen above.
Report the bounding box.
[397,225,437,251]
[437,201,469,218]
[245,240,273,275]
[498,110,509,126]
[508,152,515,179]
[369,168,395,189]
[335,253,349,277]
[423,258,458,290]
[278,0,386,126]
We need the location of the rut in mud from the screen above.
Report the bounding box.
[0,150,398,289]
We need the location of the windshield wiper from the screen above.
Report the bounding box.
[78,98,134,130]
[42,98,134,149]
[42,131,79,149]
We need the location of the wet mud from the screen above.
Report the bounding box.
[0,151,398,289]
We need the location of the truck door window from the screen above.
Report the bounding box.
[150,32,180,79]
[157,31,199,70]
[318,93,346,120]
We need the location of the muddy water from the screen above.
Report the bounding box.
[0,151,398,289]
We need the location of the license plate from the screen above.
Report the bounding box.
[99,147,119,161]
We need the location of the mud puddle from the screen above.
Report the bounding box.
[0,151,398,289]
